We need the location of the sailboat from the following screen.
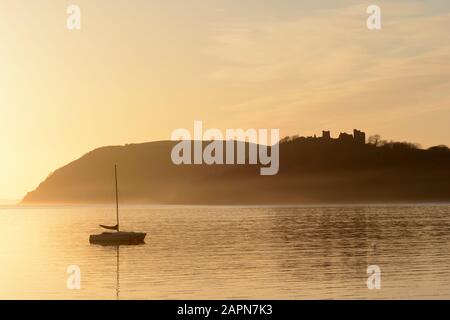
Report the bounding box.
[89,165,146,245]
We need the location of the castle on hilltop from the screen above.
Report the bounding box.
[284,129,366,145]
[326,129,366,145]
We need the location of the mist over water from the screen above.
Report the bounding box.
[0,205,449,299]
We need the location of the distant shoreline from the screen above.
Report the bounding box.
[0,199,20,206]
[21,139,450,205]
[9,201,450,210]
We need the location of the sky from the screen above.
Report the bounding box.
[0,0,450,200]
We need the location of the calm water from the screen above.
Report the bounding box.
[0,205,449,299]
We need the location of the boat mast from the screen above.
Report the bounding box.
[115,164,120,232]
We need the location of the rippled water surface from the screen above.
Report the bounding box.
[0,205,449,299]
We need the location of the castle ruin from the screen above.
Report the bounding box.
[284,129,366,145]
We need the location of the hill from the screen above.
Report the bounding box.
[21,136,450,205]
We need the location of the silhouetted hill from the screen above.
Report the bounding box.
[21,138,450,205]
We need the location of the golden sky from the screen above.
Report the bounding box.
[1,0,450,199]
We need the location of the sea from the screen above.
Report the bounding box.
[0,204,449,299]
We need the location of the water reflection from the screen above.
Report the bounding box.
[116,246,119,300]
[0,205,449,299]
